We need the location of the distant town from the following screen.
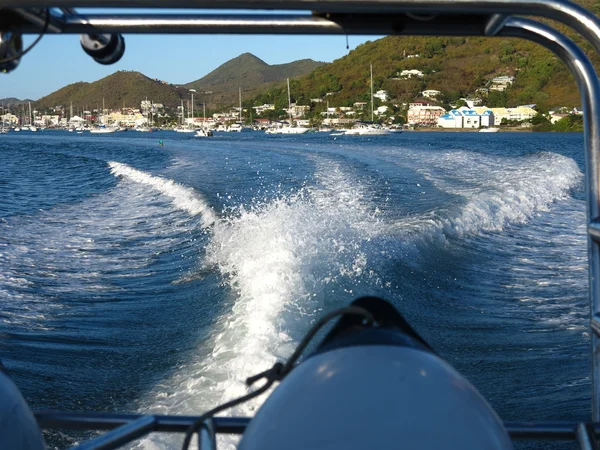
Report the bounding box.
[0,75,583,131]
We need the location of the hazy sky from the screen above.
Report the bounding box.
[1,10,382,100]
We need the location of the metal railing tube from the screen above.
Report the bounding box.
[69,415,156,450]
[497,16,600,420]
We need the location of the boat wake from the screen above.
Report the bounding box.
[384,150,582,246]
[108,161,217,228]
[102,152,584,449]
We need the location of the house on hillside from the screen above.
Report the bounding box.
[373,90,389,101]
[354,102,367,110]
[253,104,275,115]
[489,76,515,91]
[572,106,584,115]
[461,98,482,108]
[550,113,570,124]
[422,90,441,98]
[399,69,424,79]
[284,104,310,118]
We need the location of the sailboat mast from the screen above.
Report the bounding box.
[239,87,242,123]
[370,64,374,123]
[287,78,292,124]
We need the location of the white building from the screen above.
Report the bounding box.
[550,113,570,124]
[375,106,389,115]
[460,98,482,108]
[508,106,537,121]
[460,108,481,128]
[422,90,441,98]
[284,104,310,118]
[472,107,495,127]
[489,76,515,91]
[373,90,389,101]
[1,113,18,125]
[437,109,464,128]
[253,104,275,115]
[68,115,86,127]
[407,105,446,126]
[39,115,60,126]
[399,69,424,79]
[436,107,494,128]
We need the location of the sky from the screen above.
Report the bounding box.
[1,10,382,100]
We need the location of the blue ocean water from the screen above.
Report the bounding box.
[0,130,589,448]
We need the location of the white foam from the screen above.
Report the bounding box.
[108,161,216,228]
[388,150,582,242]
[133,149,585,449]
[133,159,383,449]
[0,173,204,332]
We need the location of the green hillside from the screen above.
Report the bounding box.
[32,53,325,112]
[34,71,185,111]
[184,53,325,107]
[248,27,600,115]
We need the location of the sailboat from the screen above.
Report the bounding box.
[135,97,152,132]
[227,87,252,132]
[195,102,213,137]
[278,78,309,134]
[90,98,117,133]
[175,98,195,132]
[28,102,37,132]
[345,65,391,136]
[0,103,7,134]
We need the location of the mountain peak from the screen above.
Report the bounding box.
[232,53,268,66]
[184,53,325,96]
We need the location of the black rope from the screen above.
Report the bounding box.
[180,306,375,450]
[0,9,51,68]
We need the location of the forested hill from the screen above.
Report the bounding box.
[35,71,185,111]
[248,9,600,113]
[184,53,325,106]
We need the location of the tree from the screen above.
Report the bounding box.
[553,114,583,132]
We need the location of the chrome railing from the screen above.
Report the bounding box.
[1,0,599,447]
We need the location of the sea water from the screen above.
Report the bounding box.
[0,130,589,449]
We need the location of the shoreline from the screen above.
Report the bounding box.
[408,127,532,132]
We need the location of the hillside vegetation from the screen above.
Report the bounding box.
[34,54,325,112]
[248,0,600,114]
[35,71,186,111]
[30,0,600,115]
[184,53,325,107]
